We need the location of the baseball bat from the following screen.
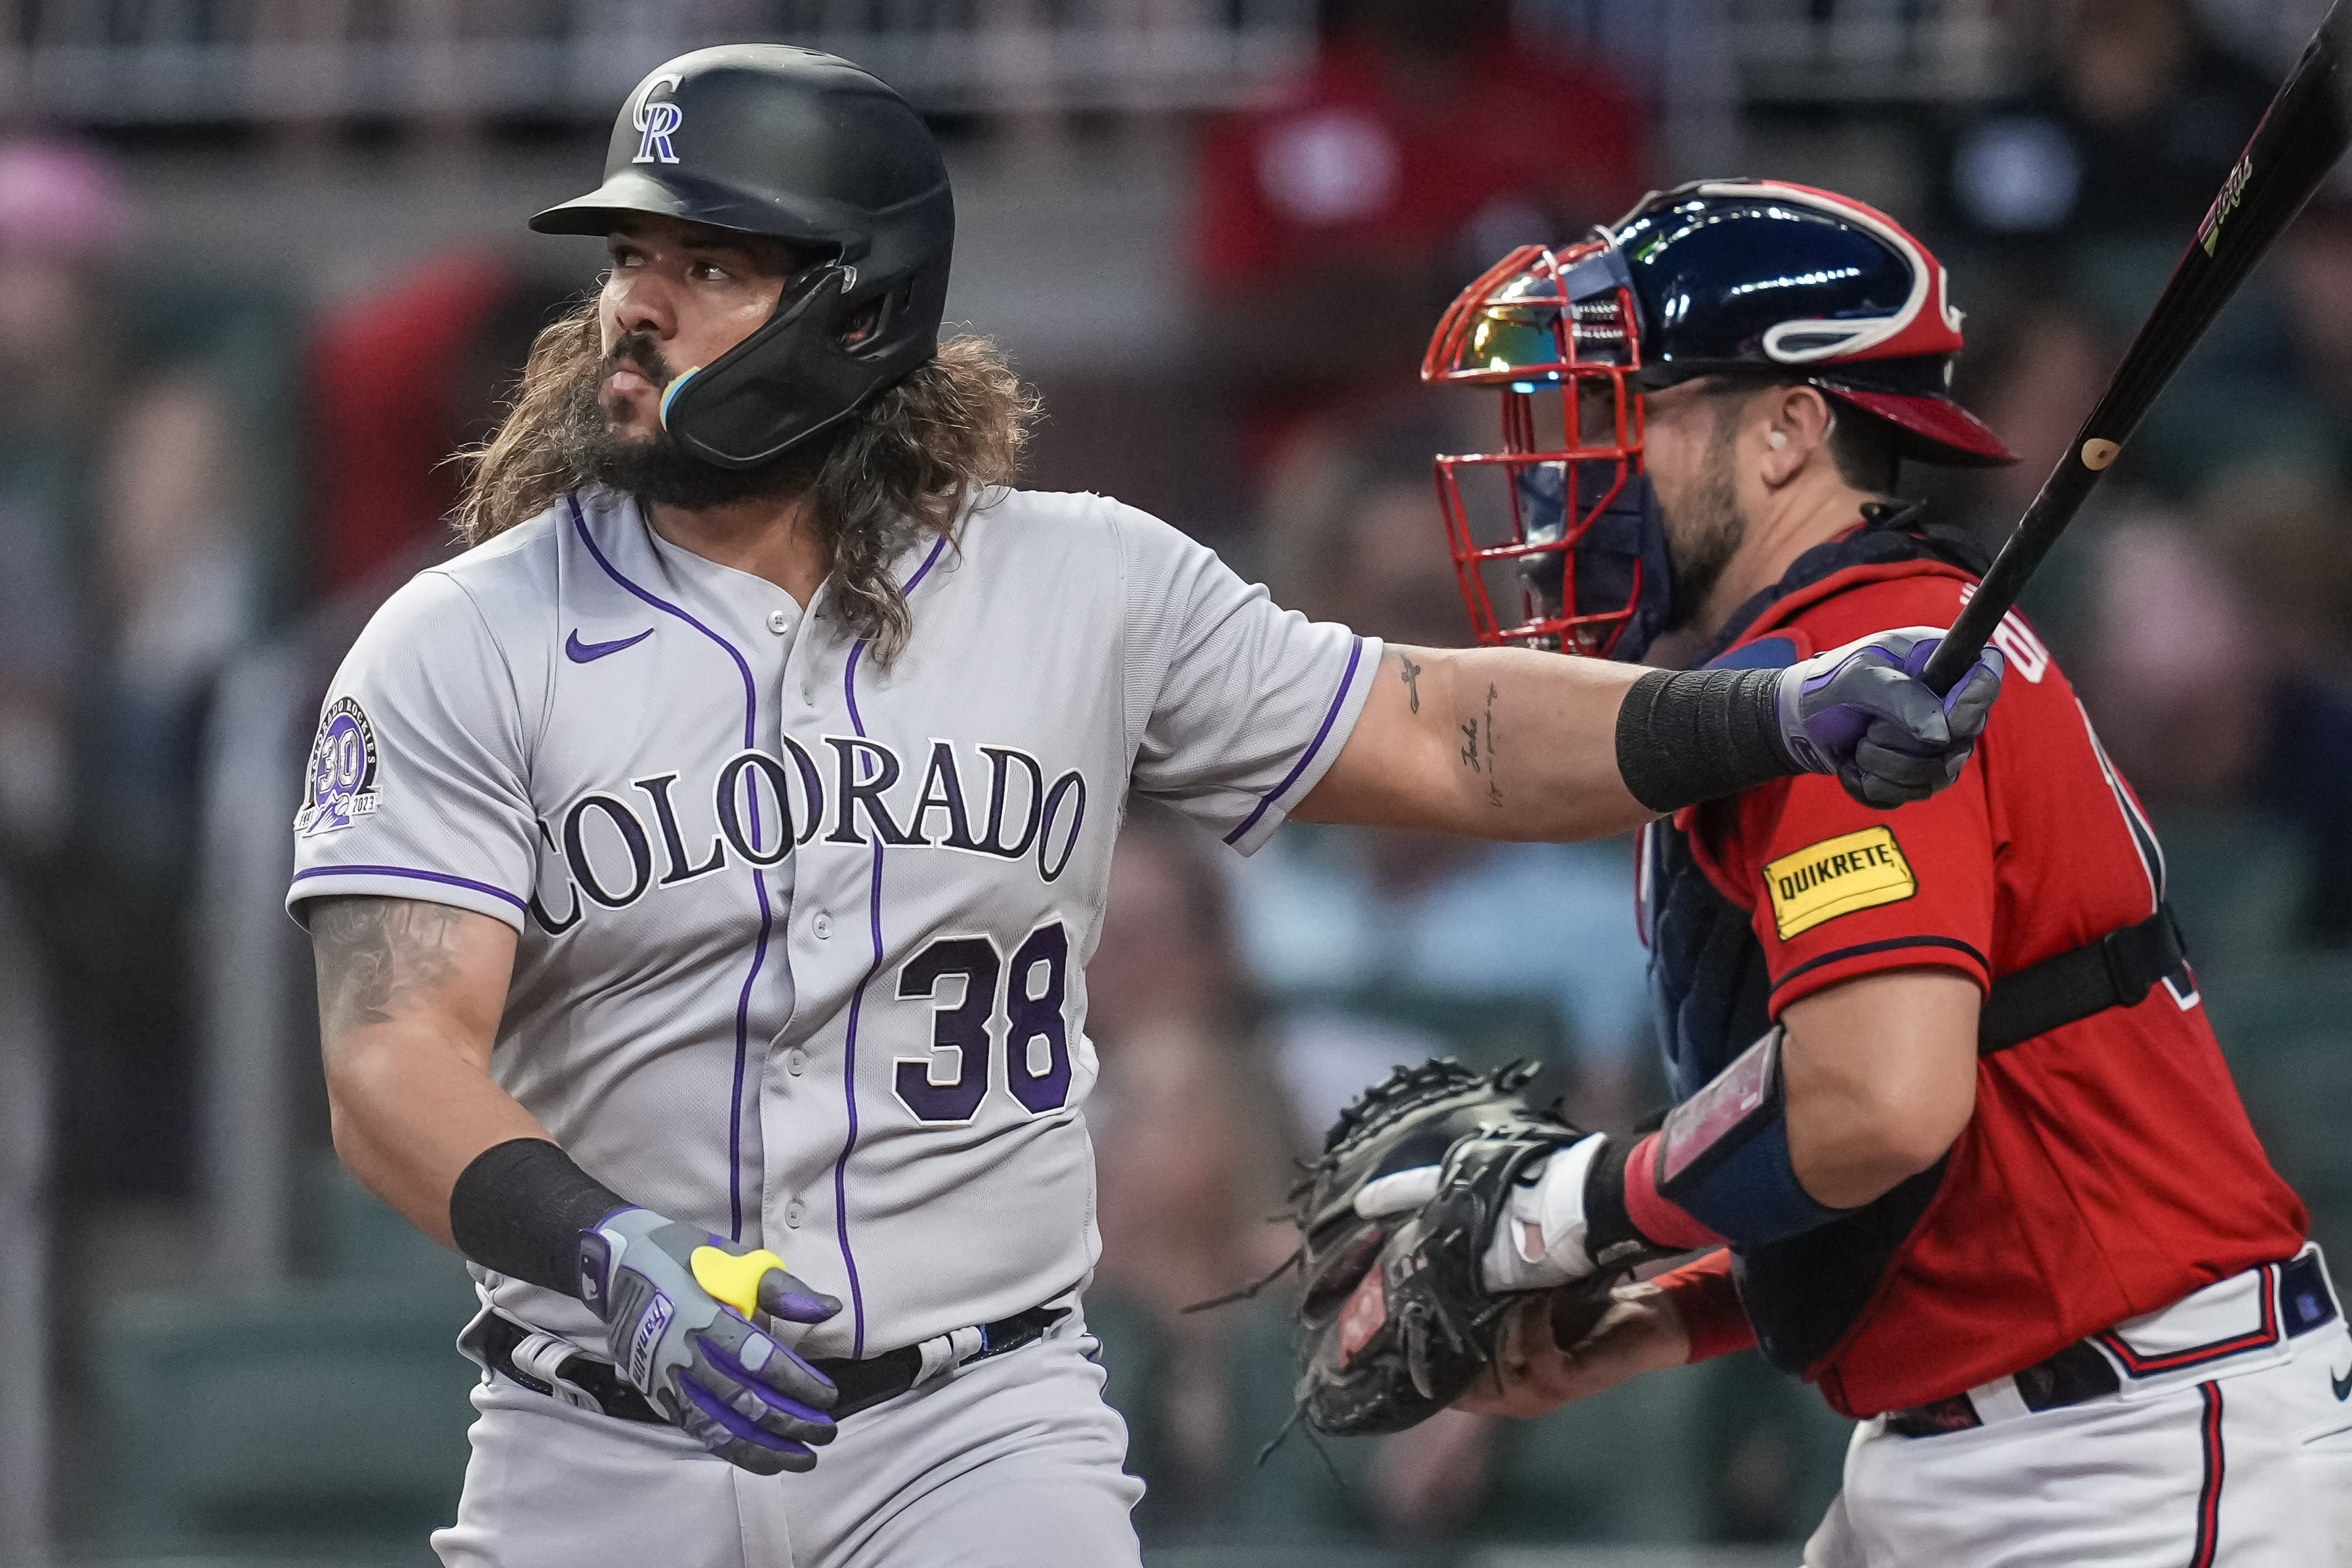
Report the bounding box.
[1920,0,2352,695]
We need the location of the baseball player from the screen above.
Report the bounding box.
[1402,182,2349,1563]
[288,54,2000,1568]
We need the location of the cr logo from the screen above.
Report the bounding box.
[633,73,683,165]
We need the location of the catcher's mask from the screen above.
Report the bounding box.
[1422,179,2014,662]
[1421,237,1665,659]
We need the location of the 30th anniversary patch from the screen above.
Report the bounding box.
[296,696,381,837]
[1764,825,1916,939]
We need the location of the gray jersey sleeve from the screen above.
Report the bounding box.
[285,570,540,931]
[1115,504,1382,854]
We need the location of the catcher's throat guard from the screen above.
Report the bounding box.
[1291,1060,1603,1436]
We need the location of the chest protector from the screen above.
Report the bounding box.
[1642,505,1986,1377]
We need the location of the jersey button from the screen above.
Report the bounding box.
[811,911,832,939]
[784,1200,806,1229]
[767,609,790,634]
[786,1048,807,1076]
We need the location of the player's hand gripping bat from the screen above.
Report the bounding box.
[1920,0,2352,696]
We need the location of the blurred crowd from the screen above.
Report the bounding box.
[10,0,2352,1557]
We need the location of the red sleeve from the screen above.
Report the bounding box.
[1651,1250,1756,1363]
[1707,744,1996,1018]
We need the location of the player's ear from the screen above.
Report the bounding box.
[1760,386,1829,487]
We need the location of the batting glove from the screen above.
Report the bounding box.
[1776,628,2005,809]
[576,1207,841,1474]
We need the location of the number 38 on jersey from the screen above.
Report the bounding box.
[895,923,1072,1123]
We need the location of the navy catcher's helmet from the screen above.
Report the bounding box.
[1611,180,2013,466]
[532,45,954,470]
[1421,180,2013,654]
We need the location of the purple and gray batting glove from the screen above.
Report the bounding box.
[1775,628,2005,809]
[576,1207,841,1474]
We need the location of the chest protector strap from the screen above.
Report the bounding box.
[1639,904,2193,1256]
[1977,904,2188,1055]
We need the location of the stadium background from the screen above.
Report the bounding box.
[0,0,2348,1562]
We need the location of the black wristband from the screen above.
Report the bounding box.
[1579,1135,1653,1270]
[1583,1133,1707,1269]
[1613,668,1796,814]
[448,1138,628,1299]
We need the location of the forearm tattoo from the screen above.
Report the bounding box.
[1456,681,1504,806]
[1396,651,1424,714]
[311,896,465,1041]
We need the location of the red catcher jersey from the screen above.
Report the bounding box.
[1678,559,2307,1417]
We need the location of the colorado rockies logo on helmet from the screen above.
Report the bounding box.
[632,73,683,165]
[296,696,381,837]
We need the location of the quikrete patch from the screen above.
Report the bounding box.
[1764,826,1917,939]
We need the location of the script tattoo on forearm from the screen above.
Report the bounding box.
[312,896,465,1041]
[1456,683,1504,803]
[1480,683,1502,806]
[1397,653,1423,714]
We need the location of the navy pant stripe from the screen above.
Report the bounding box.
[2189,1380,2225,1568]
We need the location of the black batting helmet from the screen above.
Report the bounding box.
[531,45,955,470]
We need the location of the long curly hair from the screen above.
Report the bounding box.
[453,300,1038,663]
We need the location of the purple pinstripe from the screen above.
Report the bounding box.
[728,871,775,1241]
[831,533,952,1359]
[569,496,771,1242]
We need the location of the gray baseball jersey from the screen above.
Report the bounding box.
[287,483,1379,1361]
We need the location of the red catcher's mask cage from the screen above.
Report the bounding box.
[1420,240,1646,655]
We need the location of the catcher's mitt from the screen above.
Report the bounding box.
[1289,1058,1610,1436]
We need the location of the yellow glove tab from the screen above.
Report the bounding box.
[691,1245,788,1317]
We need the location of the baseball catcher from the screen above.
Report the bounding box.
[1339,180,2344,1565]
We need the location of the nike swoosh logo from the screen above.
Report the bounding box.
[2334,1363,2352,1401]
[565,628,654,664]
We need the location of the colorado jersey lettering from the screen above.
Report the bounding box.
[286,484,1380,1361]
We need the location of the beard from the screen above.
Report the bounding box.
[1659,418,1747,631]
[554,331,822,510]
